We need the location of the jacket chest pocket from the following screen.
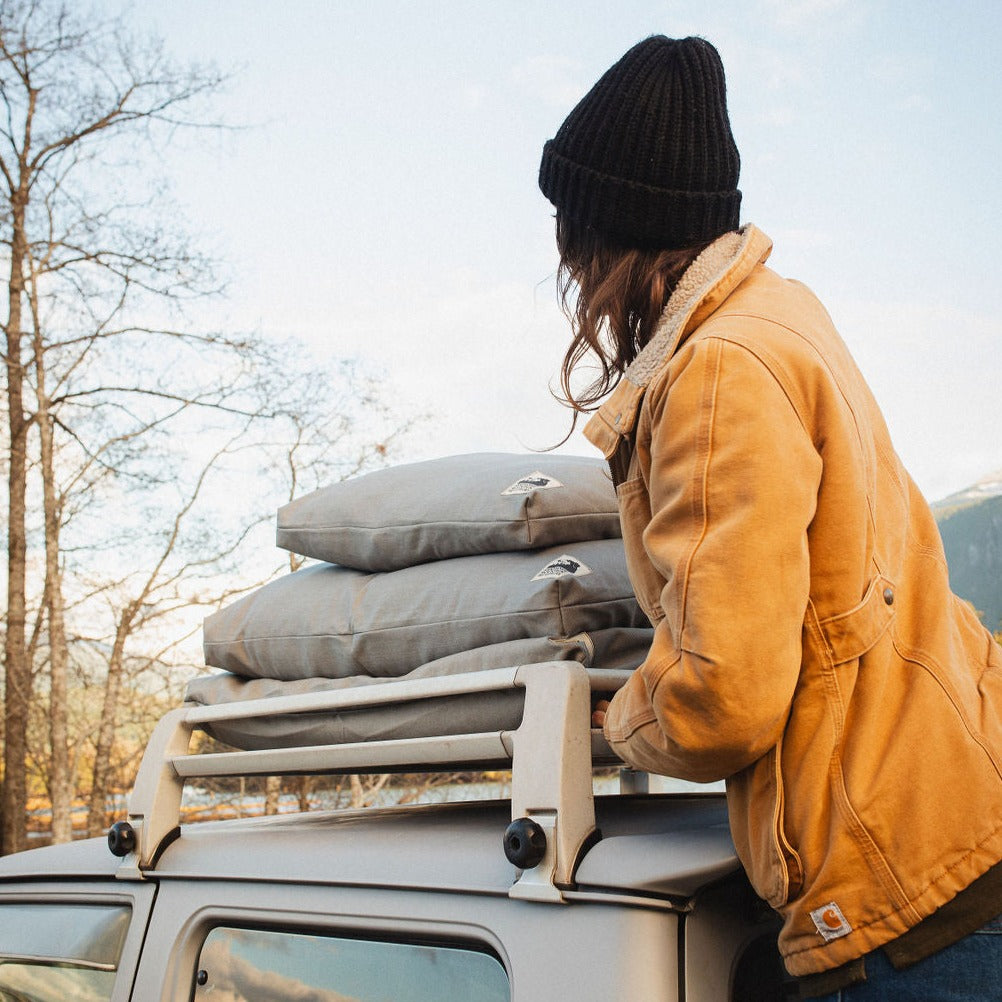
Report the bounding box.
[815,575,896,668]
[616,477,665,626]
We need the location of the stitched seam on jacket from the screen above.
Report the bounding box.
[906,532,949,568]
[712,313,886,574]
[676,338,722,640]
[607,706,657,740]
[811,599,918,916]
[809,608,902,915]
[711,313,869,454]
[712,311,876,522]
[874,441,907,500]
[643,649,681,695]
[830,740,918,917]
[806,599,841,728]
[892,637,1002,783]
[808,601,921,920]
[699,333,811,437]
[610,651,681,738]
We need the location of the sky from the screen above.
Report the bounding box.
[127,0,1001,503]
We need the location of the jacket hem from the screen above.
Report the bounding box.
[781,824,1002,976]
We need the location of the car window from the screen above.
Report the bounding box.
[194,926,509,1002]
[0,902,131,1002]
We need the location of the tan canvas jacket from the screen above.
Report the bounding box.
[584,224,1002,976]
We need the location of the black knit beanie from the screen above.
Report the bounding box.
[538,35,741,250]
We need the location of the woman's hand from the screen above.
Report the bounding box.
[592,698,611,728]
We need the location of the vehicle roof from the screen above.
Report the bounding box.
[0,794,738,900]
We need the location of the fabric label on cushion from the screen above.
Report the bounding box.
[531,555,592,581]
[501,471,564,495]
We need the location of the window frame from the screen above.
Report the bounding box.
[191,920,510,1001]
[140,886,514,1002]
[0,882,157,1002]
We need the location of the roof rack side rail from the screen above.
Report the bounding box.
[111,662,631,897]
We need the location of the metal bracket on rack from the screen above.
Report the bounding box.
[506,663,614,901]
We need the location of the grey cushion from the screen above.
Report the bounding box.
[276,453,620,571]
[186,628,653,751]
[203,539,645,681]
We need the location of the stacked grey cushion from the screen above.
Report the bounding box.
[191,454,651,749]
[275,452,623,571]
[202,539,645,681]
[187,628,653,751]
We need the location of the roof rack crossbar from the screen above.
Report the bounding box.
[114,662,631,900]
[184,665,526,723]
[172,732,512,778]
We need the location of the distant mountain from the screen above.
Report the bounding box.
[933,470,1002,633]
[932,469,1002,517]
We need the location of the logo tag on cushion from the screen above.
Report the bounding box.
[532,555,592,581]
[502,472,564,495]
[810,902,852,941]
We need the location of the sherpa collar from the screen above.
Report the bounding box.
[584,224,773,458]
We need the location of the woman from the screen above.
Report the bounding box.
[538,35,1002,999]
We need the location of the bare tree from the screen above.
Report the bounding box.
[28,266,72,841]
[0,0,231,853]
[0,1,407,853]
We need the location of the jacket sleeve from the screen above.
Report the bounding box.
[604,335,822,782]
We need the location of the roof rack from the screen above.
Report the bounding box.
[110,662,631,901]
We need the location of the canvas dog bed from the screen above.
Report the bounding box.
[187,627,653,751]
[276,453,620,571]
[203,538,646,682]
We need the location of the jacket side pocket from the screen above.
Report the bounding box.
[728,742,803,908]
[616,477,664,626]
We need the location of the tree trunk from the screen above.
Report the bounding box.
[32,291,73,844]
[38,409,72,843]
[296,777,312,813]
[264,776,281,816]
[349,774,365,809]
[86,617,131,837]
[2,181,32,857]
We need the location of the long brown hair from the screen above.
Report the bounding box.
[555,213,709,414]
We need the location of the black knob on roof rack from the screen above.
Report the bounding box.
[503,817,547,869]
[108,820,136,857]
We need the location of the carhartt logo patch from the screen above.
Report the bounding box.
[810,902,852,941]
[502,472,564,496]
[531,555,591,581]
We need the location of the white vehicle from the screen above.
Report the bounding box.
[0,663,787,1001]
